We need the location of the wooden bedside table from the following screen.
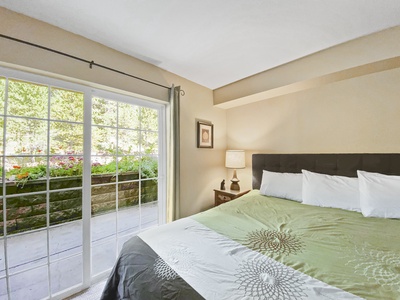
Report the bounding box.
[213,189,250,206]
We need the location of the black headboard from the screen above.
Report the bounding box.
[252,153,400,189]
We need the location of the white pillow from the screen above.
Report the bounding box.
[260,170,302,202]
[357,170,400,218]
[302,170,360,212]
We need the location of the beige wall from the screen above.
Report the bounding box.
[218,27,400,191]
[0,7,226,218]
[226,63,400,191]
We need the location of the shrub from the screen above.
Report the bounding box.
[2,155,158,185]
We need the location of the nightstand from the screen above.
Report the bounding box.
[213,189,250,206]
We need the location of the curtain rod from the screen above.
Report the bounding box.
[0,33,176,92]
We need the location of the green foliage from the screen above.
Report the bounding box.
[0,77,5,112]
[8,79,48,118]
[92,97,117,126]
[7,164,47,187]
[50,88,84,122]
[0,78,159,185]
[4,156,158,185]
[141,156,158,178]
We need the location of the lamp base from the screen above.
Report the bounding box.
[230,169,241,191]
[230,180,240,191]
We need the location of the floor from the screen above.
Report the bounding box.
[0,202,158,300]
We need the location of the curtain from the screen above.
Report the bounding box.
[166,85,180,222]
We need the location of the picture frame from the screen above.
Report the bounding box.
[197,121,214,148]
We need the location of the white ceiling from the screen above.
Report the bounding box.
[1,0,400,89]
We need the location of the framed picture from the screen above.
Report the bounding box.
[197,122,214,148]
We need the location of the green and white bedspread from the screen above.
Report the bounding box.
[191,190,400,299]
[102,190,400,300]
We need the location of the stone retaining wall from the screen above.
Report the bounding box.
[0,173,158,235]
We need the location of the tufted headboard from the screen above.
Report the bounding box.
[252,153,400,189]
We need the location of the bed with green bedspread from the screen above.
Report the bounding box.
[194,190,400,299]
[101,190,400,300]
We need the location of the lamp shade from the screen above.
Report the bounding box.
[225,150,245,169]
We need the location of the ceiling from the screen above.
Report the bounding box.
[1,0,400,89]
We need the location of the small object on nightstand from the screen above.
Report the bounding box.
[225,150,246,191]
[220,179,225,190]
[213,189,250,207]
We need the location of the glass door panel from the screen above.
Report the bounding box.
[0,68,164,299]
[1,76,85,299]
[91,97,118,276]
[90,98,160,277]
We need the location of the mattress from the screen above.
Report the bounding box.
[100,190,400,300]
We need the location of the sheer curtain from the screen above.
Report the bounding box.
[166,85,180,222]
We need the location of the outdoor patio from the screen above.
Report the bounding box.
[0,202,159,300]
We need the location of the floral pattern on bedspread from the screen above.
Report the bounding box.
[346,244,400,293]
[243,229,304,256]
[235,256,307,300]
[154,244,199,280]
[154,256,179,280]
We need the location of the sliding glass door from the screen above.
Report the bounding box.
[0,67,166,299]
[90,94,161,278]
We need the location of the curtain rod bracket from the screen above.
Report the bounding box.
[89,60,94,69]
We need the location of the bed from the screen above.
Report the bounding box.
[100,153,400,300]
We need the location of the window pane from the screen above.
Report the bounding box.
[91,212,117,268]
[4,157,47,196]
[141,179,158,204]
[117,205,140,237]
[140,107,158,131]
[6,117,47,155]
[92,126,117,155]
[118,102,139,129]
[0,277,6,299]
[117,156,140,181]
[9,265,49,300]
[141,201,159,231]
[92,97,117,127]
[92,238,116,276]
[0,116,3,155]
[118,181,139,209]
[0,236,5,277]
[0,77,5,114]
[91,184,116,216]
[51,255,83,295]
[118,129,139,155]
[7,79,48,119]
[49,156,83,189]
[141,131,158,155]
[141,155,158,179]
[91,156,117,179]
[50,87,84,122]
[49,190,82,226]
[6,193,47,234]
[49,220,82,261]
[50,122,83,155]
[7,229,47,273]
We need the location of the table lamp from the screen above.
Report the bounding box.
[225,150,245,191]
